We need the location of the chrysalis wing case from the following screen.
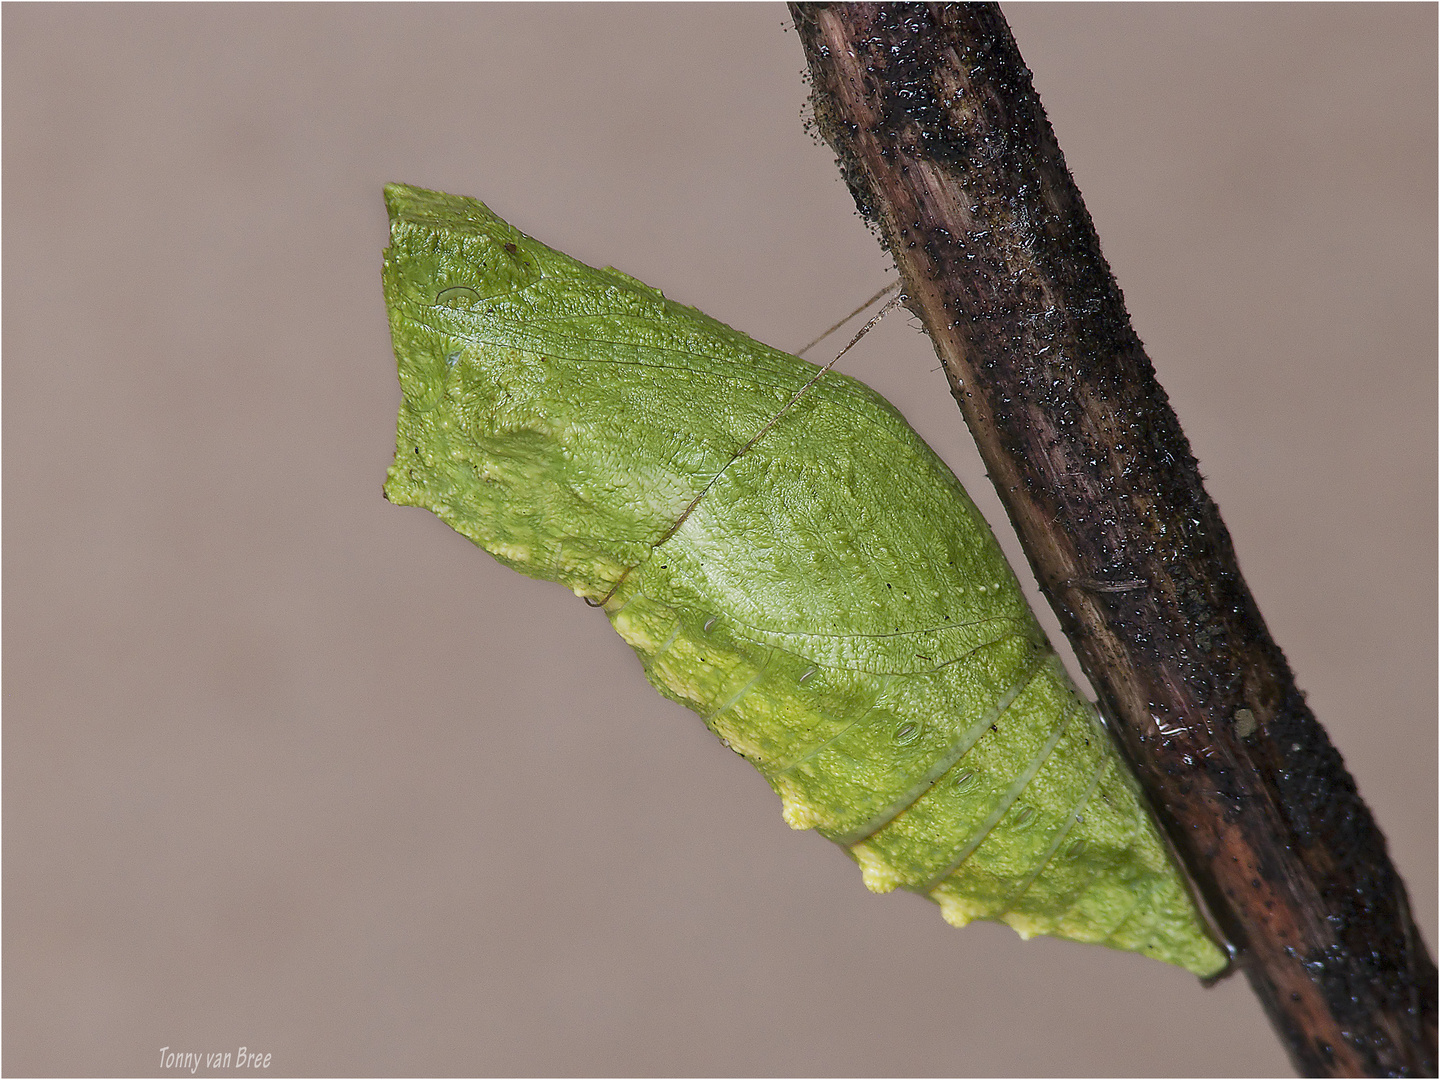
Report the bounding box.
[382,183,1227,977]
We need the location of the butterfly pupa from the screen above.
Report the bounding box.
[380,182,1227,978]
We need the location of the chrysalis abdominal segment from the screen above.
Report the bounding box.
[381,183,1227,977]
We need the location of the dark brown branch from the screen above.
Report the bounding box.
[788,4,1436,1075]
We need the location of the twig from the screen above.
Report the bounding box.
[789,4,1436,1075]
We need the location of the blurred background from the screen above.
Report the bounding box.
[5,5,1434,1075]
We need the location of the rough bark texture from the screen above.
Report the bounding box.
[789,4,1436,1076]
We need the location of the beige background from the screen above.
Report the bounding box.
[5,4,1434,1076]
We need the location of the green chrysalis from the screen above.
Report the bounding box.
[381,182,1227,978]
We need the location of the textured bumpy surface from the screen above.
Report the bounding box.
[381,183,1227,977]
